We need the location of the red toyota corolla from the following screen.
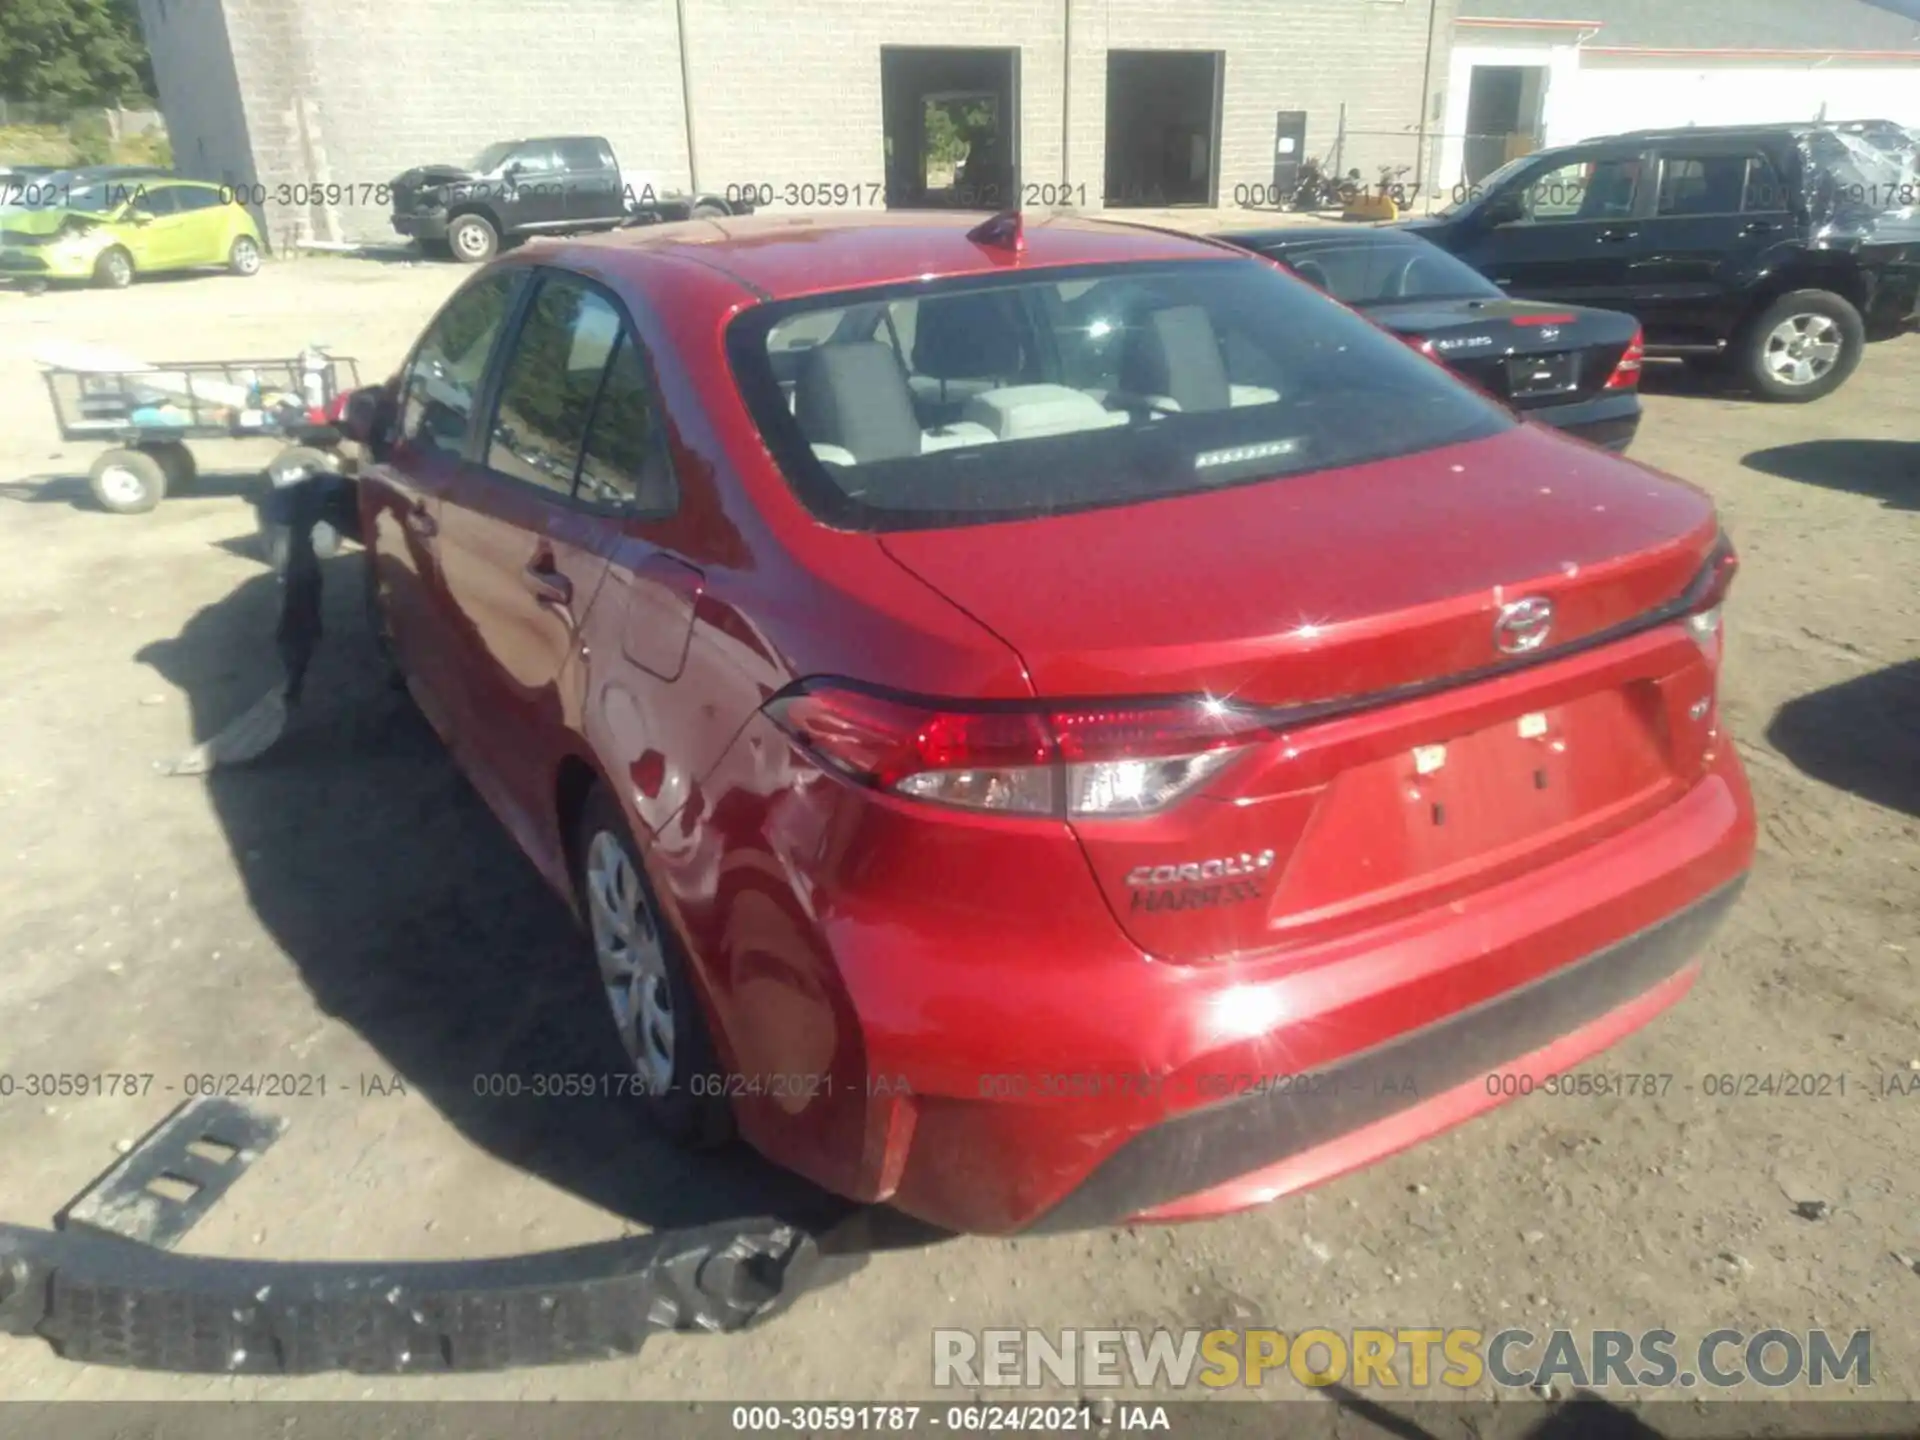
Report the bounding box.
[347,210,1755,1235]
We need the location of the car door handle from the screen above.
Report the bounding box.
[522,559,573,607]
[1741,221,1777,236]
[1597,228,1639,244]
[402,501,436,539]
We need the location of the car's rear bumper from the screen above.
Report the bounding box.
[1034,872,1740,1230]
[753,740,1754,1235]
[1526,391,1642,453]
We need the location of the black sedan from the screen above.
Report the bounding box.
[1217,224,1644,453]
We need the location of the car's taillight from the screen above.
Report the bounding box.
[1605,327,1645,390]
[1680,531,1739,652]
[763,684,1268,817]
[1401,333,1440,359]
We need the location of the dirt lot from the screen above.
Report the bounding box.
[0,240,1914,1408]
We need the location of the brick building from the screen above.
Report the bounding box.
[135,0,1456,246]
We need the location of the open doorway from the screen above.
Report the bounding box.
[881,47,1021,209]
[1104,50,1223,207]
[1463,64,1547,184]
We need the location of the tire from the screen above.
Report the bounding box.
[93,245,134,290]
[146,440,198,494]
[228,233,263,276]
[574,786,735,1150]
[690,201,727,220]
[1738,290,1865,403]
[446,212,499,264]
[87,446,166,514]
[363,555,409,692]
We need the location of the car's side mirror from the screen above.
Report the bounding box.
[342,382,397,451]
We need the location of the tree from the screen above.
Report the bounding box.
[0,0,152,109]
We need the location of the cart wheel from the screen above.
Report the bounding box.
[145,441,198,494]
[88,447,166,514]
[93,246,134,290]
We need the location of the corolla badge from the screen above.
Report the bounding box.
[1493,596,1555,655]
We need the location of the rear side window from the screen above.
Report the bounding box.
[131,185,181,217]
[1264,239,1504,306]
[485,274,623,496]
[172,186,223,213]
[1656,153,1771,217]
[555,138,610,170]
[400,271,518,458]
[577,336,677,512]
[726,258,1513,531]
[1742,154,1788,213]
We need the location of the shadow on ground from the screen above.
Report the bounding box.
[1742,440,1919,511]
[133,549,943,1252]
[1767,660,1920,819]
[1319,1384,1672,1438]
[0,467,264,510]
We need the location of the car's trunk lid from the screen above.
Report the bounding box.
[1366,299,1636,411]
[879,423,1724,962]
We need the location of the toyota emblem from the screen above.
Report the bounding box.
[1538,327,1560,342]
[1493,596,1555,655]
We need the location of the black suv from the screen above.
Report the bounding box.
[390,135,749,263]
[1402,124,1920,402]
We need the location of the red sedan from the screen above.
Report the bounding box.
[348,210,1755,1235]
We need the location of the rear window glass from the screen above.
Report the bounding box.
[1261,239,1504,307]
[726,258,1513,531]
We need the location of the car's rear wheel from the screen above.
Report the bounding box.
[146,440,198,495]
[575,785,735,1150]
[229,234,263,276]
[93,246,134,290]
[88,446,165,514]
[447,213,498,264]
[691,201,727,219]
[1739,290,1864,402]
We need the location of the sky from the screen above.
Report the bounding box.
[1862,0,1920,19]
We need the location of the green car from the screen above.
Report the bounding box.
[0,177,264,288]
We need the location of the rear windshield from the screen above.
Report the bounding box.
[725,258,1513,531]
[1260,237,1505,307]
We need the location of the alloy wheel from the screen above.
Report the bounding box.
[584,830,675,1093]
[1762,313,1842,388]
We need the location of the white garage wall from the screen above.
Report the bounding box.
[1441,39,1920,197]
[1558,56,1920,141]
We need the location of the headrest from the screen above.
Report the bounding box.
[793,342,921,464]
[911,291,1025,380]
[1119,304,1231,413]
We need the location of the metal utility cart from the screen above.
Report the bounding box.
[41,350,361,515]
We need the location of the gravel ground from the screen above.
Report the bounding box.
[0,241,1914,1410]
